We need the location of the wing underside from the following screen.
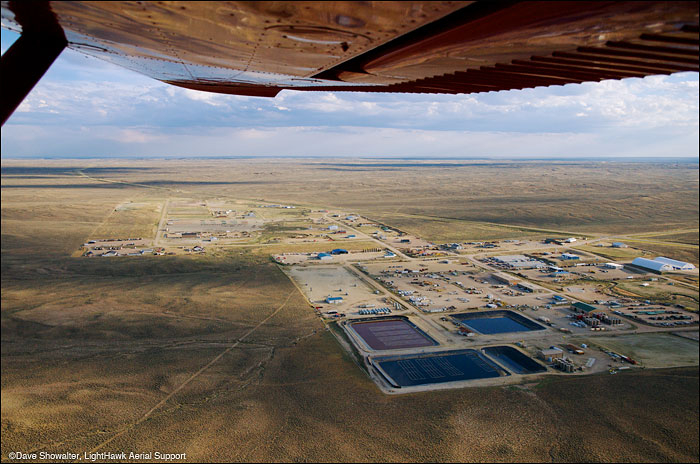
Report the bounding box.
[1,0,698,100]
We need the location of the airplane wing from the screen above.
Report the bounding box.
[1,1,698,125]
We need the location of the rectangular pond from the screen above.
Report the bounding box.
[347,317,438,351]
[370,349,508,388]
[482,346,547,374]
[452,310,545,335]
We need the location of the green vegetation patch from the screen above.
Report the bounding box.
[574,244,648,261]
[626,229,699,246]
[622,240,699,266]
[613,280,699,311]
[589,333,699,368]
[369,214,554,243]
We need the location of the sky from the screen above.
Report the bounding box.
[1,28,698,159]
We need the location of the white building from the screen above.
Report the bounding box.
[653,257,695,271]
[493,254,546,269]
[631,257,673,272]
[604,263,624,269]
[564,238,577,243]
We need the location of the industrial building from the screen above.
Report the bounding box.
[572,302,597,313]
[604,263,624,269]
[560,253,580,260]
[492,272,519,286]
[516,282,537,293]
[331,248,348,255]
[317,252,333,261]
[492,255,545,269]
[326,296,343,304]
[652,257,695,271]
[631,257,673,272]
[612,242,628,248]
[551,270,570,277]
[539,348,564,362]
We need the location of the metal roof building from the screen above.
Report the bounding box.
[560,253,580,260]
[492,272,519,286]
[653,257,696,271]
[604,263,624,269]
[572,302,597,313]
[631,257,673,272]
[493,255,546,269]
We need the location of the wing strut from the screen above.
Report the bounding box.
[1,1,67,126]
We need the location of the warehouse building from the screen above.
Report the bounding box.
[493,255,546,269]
[560,253,580,260]
[516,282,537,293]
[631,257,673,272]
[492,272,519,286]
[653,257,695,271]
[604,262,624,269]
[572,302,597,313]
[539,348,564,362]
[317,252,333,261]
[612,242,628,248]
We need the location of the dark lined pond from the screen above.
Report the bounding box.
[452,310,545,335]
[483,346,547,374]
[371,349,508,387]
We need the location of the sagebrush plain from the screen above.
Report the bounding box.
[2,158,698,462]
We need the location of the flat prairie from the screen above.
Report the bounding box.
[2,159,698,462]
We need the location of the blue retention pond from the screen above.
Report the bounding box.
[370,349,508,388]
[452,310,545,335]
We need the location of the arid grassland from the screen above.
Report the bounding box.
[2,159,698,462]
[5,159,696,233]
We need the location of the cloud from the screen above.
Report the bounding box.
[1,27,697,159]
[3,125,698,159]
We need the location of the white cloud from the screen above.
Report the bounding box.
[181,88,227,107]
[3,125,697,158]
[1,26,697,160]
